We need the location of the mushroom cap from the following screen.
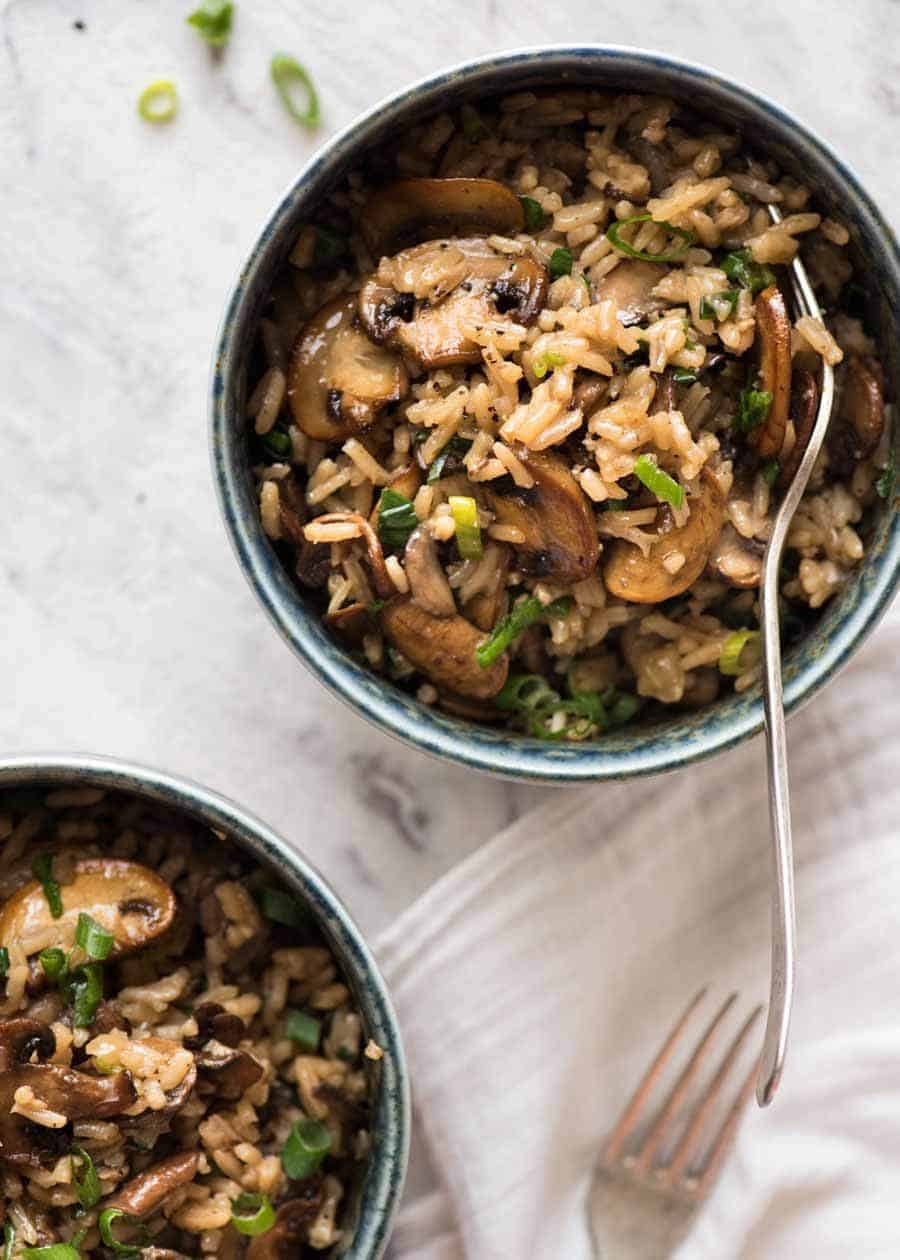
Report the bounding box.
[708,522,764,589]
[828,355,885,475]
[361,177,525,257]
[595,259,667,326]
[750,285,792,459]
[778,369,818,487]
[381,599,508,700]
[403,527,457,618]
[105,1150,200,1218]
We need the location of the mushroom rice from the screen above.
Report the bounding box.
[0,786,379,1257]
[248,89,894,740]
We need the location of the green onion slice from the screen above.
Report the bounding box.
[606,213,694,264]
[476,596,572,669]
[698,289,739,322]
[21,1246,82,1259]
[71,1145,102,1210]
[231,1192,276,1237]
[377,488,418,551]
[0,946,9,978]
[258,887,308,929]
[532,350,567,380]
[98,1209,147,1256]
[271,54,320,129]
[3,1223,15,1260]
[39,947,67,982]
[633,454,684,509]
[876,448,895,500]
[449,495,483,560]
[427,436,469,484]
[719,629,761,676]
[32,853,63,918]
[137,80,178,124]
[494,674,560,713]
[761,459,780,488]
[519,196,545,232]
[262,428,292,458]
[284,1009,321,1052]
[720,248,776,295]
[186,0,233,46]
[548,247,573,279]
[530,694,606,741]
[75,912,114,961]
[281,1117,332,1180]
[734,388,772,435]
[673,367,698,385]
[69,962,104,1028]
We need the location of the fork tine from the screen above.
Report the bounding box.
[691,1053,759,1197]
[663,1004,763,1184]
[632,992,737,1175]
[603,988,707,1164]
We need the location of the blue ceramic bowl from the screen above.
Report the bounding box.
[0,754,409,1260]
[211,46,900,783]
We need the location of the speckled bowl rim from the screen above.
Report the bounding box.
[0,754,409,1260]
[210,45,900,783]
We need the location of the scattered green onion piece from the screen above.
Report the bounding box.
[519,196,545,232]
[74,912,114,961]
[719,628,761,676]
[734,387,772,435]
[876,448,895,500]
[231,1192,276,1237]
[761,459,780,488]
[186,0,233,47]
[258,887,308,929]
[720,248,776,295]
[698,289,739,322]
[633,454,684,509]
[32,853,63,918]
[271,54,320,129]
[0,947,9,978]
[673,367,698,385]
[284,1009,321,1052]
[494,674,560,713]
[367,598,385,615]
[69,963,104,1028]
[281,1117,332,1180]
[476,596,572,669]
[606,213,694,264]
[71,1145,102,1211]
[532,350,567,380]
[21,1246,81,1259]
[607,691,641,725]
[548,247,573,279]
[449,495,483,560]
[427,436,469,484]
[460,103,487,141]
[98,1208,147,1256]
[529,694,607,740]
[313,225,347,265]
[3,1223,14,1260]
[602,499,629,512]
[262,428,292,457]
[137,80,178,124]
[377,488,418,551]
[39,947,67,982]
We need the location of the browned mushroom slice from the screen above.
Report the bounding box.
[463,545,511,632]
[195,1042,264,1100]
[324,603,371,646]
[653,367,677,414]
[603,469,726,603]
[482,450,600,584]
[247,1189,325,1260]
[307,513,393,599]
[778,369,818,487]
[708,523,764,589]
[0,859,175,961]
[361,178,525,256]
[750,285,792,459]
[359,240,547,369]
[105,1151,200,1218]
[287,295,408,442]
[437,691,506,723]
[381,599,508,699]
[827,356,885,476]
[403,527,456,618]
[183,1002,245,1050]
[595,259,666,326]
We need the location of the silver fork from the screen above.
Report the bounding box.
[587,990,762,1258]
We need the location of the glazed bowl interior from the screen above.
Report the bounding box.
[211,46,900,783]
[0,755,409,1260]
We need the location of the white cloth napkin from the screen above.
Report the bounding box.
[376,604,900,1260]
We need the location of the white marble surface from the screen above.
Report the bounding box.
[2,0,898,944]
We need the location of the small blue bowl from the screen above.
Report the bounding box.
[211,46,900,783]
[0,754,409,1260]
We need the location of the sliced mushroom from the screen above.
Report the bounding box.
[463,545,511,632]
[436,691,506,723]
[708,523,764,588]
[572,376,608,420]
[274,477,331,589]
[482,450,600,583]
[595,260,666,326]
[183,1002,245,1051]
[750,285,792,459]
[309,513,393,599]
[195,1040,264,1101]
[381,599,508,699]
[118,1040,197,1148]
[106,1151,200,1218]
[603,469,726,603]
[287,295,408,442]
[247,1189,325,1260]
[0,858,175,961]
[828,356,885,476]
[324,603,372,646]
[359,239,547,369]
[361,178,525,257]
[403,527,456,617]
[653,367,677,414]
[778,369,818,487]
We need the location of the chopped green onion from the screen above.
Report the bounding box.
[720,248,776,295]
[449,495,483,560]
[761,459,780,487]
[602,499,629,512]
[673,367,698,385]
[698,289,739,322]
[271,54,320,129]
[476,596,572,669]
[3,1223,14,1260]
[32,853,63,918]
[460,103,487,141]
[734,388,772,435]
[0,947,9,978]
[39,947,67,982]
[519,196,545,232]
[876,448,895,500]
[532,350,567,379]
[529,694,606,741]
[98,1208,147,1256]
[137,80,178,124]
[719,629,761,676]
[494,674,560,713]
[633,454,684,509]
[21,1246,82,1259]
[69,963,104,1028]
[258,887,308,929]
[284,1009,321,1052]
[607,690,641,725]
[231,1192,276,1237]
[377,488,418,551]
[606,213,695,264]
[427,436,469,484]
[548,247,573,279]
[71,1145,102,1210]
[281,1117,332,1180]
[186,0,233,46]
[74,912,114,961]
[262,428,292,457]
[367,599,385,615]
[313,226,347,265]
